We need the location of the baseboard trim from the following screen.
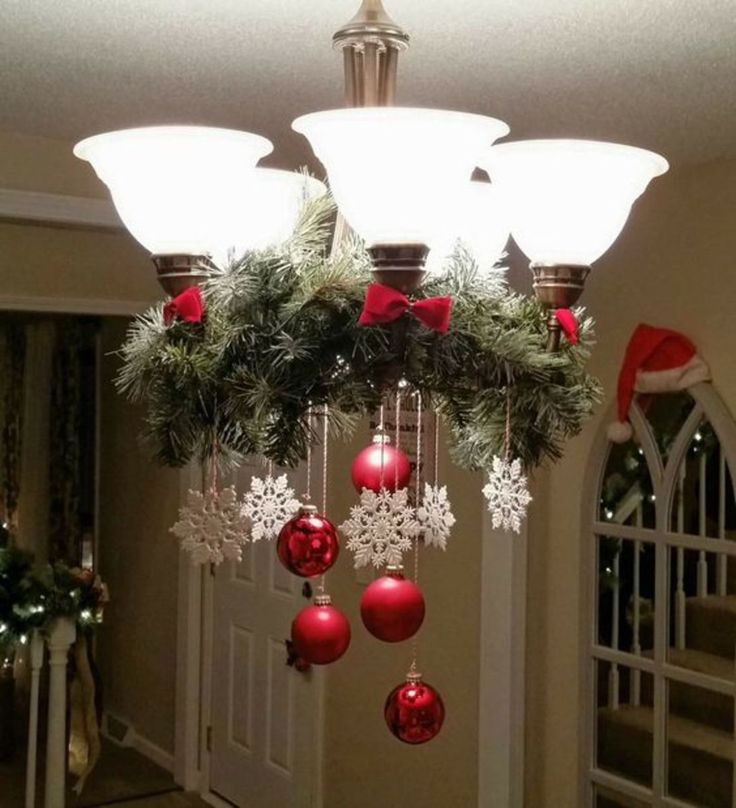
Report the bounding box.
[101,711,175,773]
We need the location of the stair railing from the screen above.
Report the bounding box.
[697,449,709,596]
[675,463,687,649]
[717,449,727,596]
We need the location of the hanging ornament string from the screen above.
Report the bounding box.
[379,402,386,491]
[482,380,533,534]
[304,408,313,503]
[394,387,402,492]
[410,390,423,674]
[319,403,330,594]
[434,413,440,488]
[505,388,512,461]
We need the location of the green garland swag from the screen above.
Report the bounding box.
[118,195,602,471]
[0,546,106,653]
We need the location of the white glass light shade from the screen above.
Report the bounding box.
[426,180,510,273]
[73,126,274,259]
[292,108,509,248]
[481,139,669,266]
[220,169,327,263]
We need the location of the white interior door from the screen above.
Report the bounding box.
[209,463,322,807]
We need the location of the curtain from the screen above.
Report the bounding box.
[48,319,85,564]
[0,323,26,547]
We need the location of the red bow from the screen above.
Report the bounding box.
[555,308,579,345]
[358,284,453,334]
[163,287,205,326]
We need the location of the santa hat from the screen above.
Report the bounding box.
[608,324,710,443]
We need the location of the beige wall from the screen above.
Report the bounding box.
[525,157,736,806]
[0,131,179,751]
[324,431,483,808]
[0,129,159,306]
[97,318,181,752]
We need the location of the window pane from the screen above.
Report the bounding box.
[599,438,655,528]
[597,536,655,656]
[667,543,736,680]
[594,784,650,807]
[596,659,654,788]
[666,678,734,807]
[639,391,694,465]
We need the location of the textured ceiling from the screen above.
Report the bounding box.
[1,0,735,169]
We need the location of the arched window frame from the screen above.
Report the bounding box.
[579,382,736,807]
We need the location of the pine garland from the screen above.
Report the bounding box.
[118,194,602,470]
[0,546,106,651]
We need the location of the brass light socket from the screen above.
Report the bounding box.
[152,254,216,297]
[368,243,429,294]
[530,263,591,352]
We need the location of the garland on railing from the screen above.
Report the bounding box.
[117,195,602,472]
[0,546,107,653]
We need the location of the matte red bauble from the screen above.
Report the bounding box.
[384,672,445,744]
[277,505,339,578]
[351,433,411,493]
[291,594,351,665]
[360,566,425,642]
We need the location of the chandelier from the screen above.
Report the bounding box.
[73,0,668,351]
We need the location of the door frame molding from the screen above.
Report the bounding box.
[478,504,528,807]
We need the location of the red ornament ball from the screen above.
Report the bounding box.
[360,567,425,642]
[351,434,411,493]
[277,506,339,578]
[291,595,351,665]
[384,673,445,745]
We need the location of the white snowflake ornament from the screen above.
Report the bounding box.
[171,486,251,565]
[482,456,532,534]
[416,483,456,550]
[242,474,300,542]
[340,487,419,569]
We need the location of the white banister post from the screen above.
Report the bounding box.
[717,451,727,596]
[676,465,687,649]
[44,618,76,808]
[25,630,45,808]
[630,503,643,706]
[697,451,708,596]
[608,550,621,710]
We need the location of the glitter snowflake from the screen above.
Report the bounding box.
[340,487,419,569]
[482,456,532,534]
[241,474,300,542]
[171,486,251,565]
[416,483,456,550]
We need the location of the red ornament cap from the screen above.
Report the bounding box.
[384,670,445,745]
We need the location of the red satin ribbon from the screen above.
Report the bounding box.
[163,287,205,326]
[555,308,579,345]
[358,284,453,334]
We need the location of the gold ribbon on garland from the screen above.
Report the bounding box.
[68,634,101,795]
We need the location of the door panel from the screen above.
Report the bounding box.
[210,463,320,807]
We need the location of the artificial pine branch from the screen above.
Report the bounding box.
[117,189,602,471]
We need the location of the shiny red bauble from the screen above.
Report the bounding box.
[360,566,425,642]
[291,595,351,665]
[276,505,339,578]
[384,673,445,744]
[351,434,411,493]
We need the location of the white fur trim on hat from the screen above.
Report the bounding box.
[607,420,634,444]
[635,354,710,394]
